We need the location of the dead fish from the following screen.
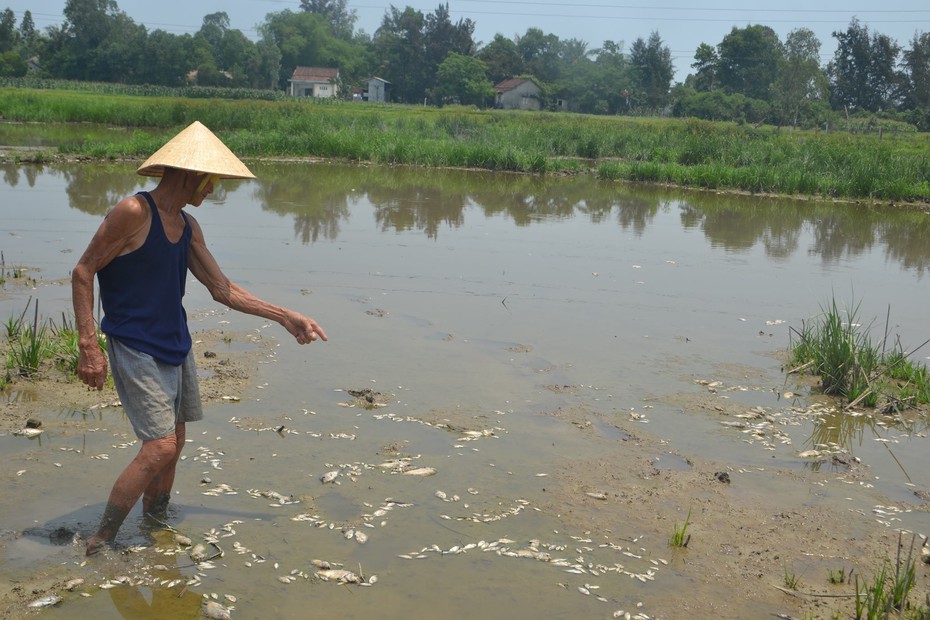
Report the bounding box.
[13,428,43,438]
[317,569,360,583]
[28,595,62,608]
[403,467,436,476]
[203,600,232,620]
[175,534,192,547]
[189,544,208,562]
[320,470,340,484]
[310,559,331,569]
[585,492,608,500]
[63,578,84,591]
[354,531,368,544]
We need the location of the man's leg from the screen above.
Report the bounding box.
[142,423,186,517]
[86,433,179,555]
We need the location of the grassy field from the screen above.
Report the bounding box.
[1,86,929,204]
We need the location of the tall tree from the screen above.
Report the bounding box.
[690,42,718,92]
[263,9,366,90]
[902,32,930,110]
[568,40,630,115]
[477,34,523,84]
[138,29,190,86]
[772,28,828,125]
[0,8,17,53]
[372,6,427,103]
[299,0,356,40]
[628,31,673,109]
[434,51,492,106]
[516,27,560,82]
[716,24,783,101]
[420,3,476,102]
[18,10,38,57]
[829,18,901,112]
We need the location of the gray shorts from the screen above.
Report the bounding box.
[108,337,203,441]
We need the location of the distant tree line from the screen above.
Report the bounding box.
[1,1,928,130]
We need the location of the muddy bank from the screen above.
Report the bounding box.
[3,344,930,619]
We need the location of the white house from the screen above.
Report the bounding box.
[494,78,542,111]
[289,67,340,98]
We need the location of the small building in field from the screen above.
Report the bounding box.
[494,77,542,110]
[289,66,340,98]
[364,77,391,103]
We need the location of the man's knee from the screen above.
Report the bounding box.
[141,434,180,464]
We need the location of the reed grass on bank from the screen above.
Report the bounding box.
[2,87,929,203]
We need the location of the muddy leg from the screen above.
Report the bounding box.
[142,424,186,518]
[86,434,179,556]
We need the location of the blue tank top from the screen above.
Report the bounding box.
[98,191,192,366]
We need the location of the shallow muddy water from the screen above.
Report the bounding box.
[4,161,930,618]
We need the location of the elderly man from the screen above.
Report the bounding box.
[72,121,327,555]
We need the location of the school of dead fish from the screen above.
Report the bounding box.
[17,390,664,619]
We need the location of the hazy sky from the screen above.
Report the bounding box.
[8,0,930,82]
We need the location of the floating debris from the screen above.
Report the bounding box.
[320,470,340,484]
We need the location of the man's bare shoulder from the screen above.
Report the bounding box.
[105,194,149,222]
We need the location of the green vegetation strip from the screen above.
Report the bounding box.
[2,86,929,203]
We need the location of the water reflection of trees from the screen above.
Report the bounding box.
[23,160,930,275]
[252,163,668,241]
[679,192,930,276]
[44,164,148,215]
[1,163,39,188]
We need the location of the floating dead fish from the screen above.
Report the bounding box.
[189,544,208,562]
[203,601,232,620]
[320,470,340,484]
[28,594,61,608]
[175,534,192,547]
[13,428,43,438]
[310,559,331,569]
[402,467,436,477]
[316,569,360,583]
[585,492,608,500]
[355,531,368,544]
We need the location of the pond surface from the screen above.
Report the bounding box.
[3,161,930,619]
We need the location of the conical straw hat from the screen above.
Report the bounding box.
[136,121,255,179]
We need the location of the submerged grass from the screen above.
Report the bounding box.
[1,87,929,203]
[789,297,930,410]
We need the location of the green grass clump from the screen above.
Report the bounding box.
[789,297,930,410]
[4,302,106,382]
[854,534,924,619]
[669,507,691,548]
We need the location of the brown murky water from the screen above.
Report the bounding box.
[4,161,930,619]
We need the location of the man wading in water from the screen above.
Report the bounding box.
[72,121,327,555]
